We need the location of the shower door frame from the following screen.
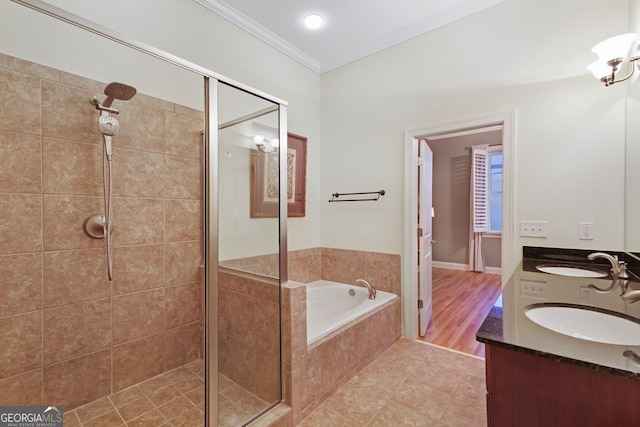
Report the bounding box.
[9,1,289,425]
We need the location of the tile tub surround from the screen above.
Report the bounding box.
[223,247,402,298]
[282,282,401,425]
[0,53,204,409]
[221,247,402,424]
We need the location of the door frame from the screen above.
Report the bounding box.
[402,110,516,340]
[418,140,433,336]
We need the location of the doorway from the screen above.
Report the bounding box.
[418,127,504,356]
[402,111,516,345]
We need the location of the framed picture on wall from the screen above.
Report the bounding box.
[250,132,307,218]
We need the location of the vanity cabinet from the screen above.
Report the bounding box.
[485,344,640,426]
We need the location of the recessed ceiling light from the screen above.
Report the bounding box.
[303,14,324,30]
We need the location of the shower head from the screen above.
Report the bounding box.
[102,82,137,108]
[99,115,119,136]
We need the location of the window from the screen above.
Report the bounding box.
[471,145,502,234]
[487,147,503,233]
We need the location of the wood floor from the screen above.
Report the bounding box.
[418,267,502,357]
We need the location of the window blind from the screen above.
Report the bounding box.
[472,147,489,233]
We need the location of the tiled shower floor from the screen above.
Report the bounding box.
[63,359,268,427]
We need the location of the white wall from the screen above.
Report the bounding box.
[320,0,629,273]
[2,0,634,268]
[627,0,640,252]
[0,0,323,253]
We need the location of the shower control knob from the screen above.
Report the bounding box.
[83,214,107,239]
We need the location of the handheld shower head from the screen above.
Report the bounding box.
[98,113,119,159]
[98,115,119,136]
[102,82,137,108]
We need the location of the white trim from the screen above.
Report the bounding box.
[483,232,502,238]
[432,261,469,271]
[11,0,288,106]
[485,266,502,275]
[403,110,517,340]
[193,0,504,74]
[431,261,502,275]
[193,0,322,72]
[319,0,504,73]
[427,124,503,141]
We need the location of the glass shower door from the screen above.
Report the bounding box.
[216,82,284,425]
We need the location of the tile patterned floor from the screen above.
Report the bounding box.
[62,340,486,426]
[62,360,268,427]
[63,359,206,427]
[299,339,487,427]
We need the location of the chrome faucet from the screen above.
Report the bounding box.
[621,288,640,303]
[587,252,640,303]
[587,252,630,279]
[355,279,376,299]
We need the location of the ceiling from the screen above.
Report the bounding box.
[193,0,504,73]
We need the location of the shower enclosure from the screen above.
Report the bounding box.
[0,1,287,425]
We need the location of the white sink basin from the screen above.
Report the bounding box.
[525,304,640,346]
[536,265,607,278]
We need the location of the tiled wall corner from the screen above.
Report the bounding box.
[0,53,204,409]
[320,247,401,296]
[288,248,322,283]
[219,270,281,402]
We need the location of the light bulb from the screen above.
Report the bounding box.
[271,138,279,148]
[303,14,324,30]
[587,59,612,79]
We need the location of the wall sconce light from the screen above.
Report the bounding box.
[588,33,640,86]
[253,134,276,153]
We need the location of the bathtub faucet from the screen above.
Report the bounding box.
[355,279,376,299]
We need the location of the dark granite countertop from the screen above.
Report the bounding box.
[477,248,640,380]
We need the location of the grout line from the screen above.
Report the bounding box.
[39,77,45,406]
[412,339,485,360]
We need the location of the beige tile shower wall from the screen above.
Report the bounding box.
[0,53,203,409]
[219,270,281,403]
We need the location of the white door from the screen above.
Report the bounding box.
[418,140,433,336]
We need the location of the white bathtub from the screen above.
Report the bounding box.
[306,280,397,346]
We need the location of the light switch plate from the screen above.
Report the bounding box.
[520,220,548,238]
[520,280,548,299]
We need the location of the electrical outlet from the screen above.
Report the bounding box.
[579,222,594,240]
[580,287,594,304]
[520,280,548,298]
[520,221,548,238]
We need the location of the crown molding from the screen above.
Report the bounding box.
[319,0,505,73]
[193,0,503,74]
[193,0,322,73]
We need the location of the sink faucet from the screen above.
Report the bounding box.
[587,252,630,279]
[355,279,376,299]
[621,289,640,303]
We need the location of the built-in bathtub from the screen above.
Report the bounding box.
[306,280,397,346]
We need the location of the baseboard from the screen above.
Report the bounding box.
[432,261,469,271]
[432,261,501,275]
[485,266,502,275]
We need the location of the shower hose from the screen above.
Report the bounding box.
[103,148,113,281]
